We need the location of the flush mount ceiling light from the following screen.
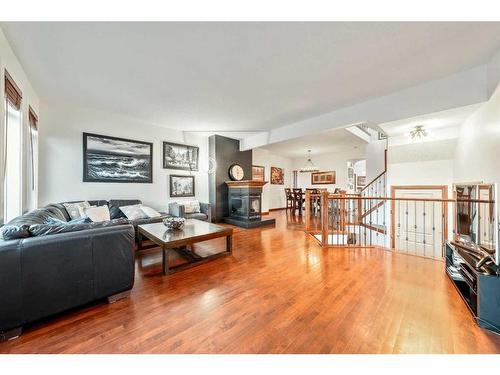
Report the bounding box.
[300,150,319,173]
[410,125,428,141]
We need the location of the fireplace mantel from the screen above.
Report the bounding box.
[225,180,268,189]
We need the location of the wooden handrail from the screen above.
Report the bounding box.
[323,195,496,203]
[360,171,386,193]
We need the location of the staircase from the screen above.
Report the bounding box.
[357,150,388,245]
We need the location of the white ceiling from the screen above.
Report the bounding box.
[379,103,482,146]
[2,22,500,131]
[260,127,366,159]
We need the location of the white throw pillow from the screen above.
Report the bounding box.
[140,205,161,218]
[119,204,147,220]
[184,200,200,214]
[63,201,91,220]
[83,205,111,223]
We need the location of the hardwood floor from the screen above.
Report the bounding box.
[1,210,499,354]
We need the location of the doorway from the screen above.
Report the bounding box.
[391,185,448,259]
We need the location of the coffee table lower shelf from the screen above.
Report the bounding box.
[160,241,232,275]
[137,220,233,275]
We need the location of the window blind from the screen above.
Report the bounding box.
[29,106,38,129]
[4,70,22,110]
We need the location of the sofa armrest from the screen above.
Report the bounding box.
[0,225,135,332]
[200,203,212,223]
[169,202,186,218]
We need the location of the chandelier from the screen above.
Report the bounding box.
[300,150,319,173]
[410,125,427,141]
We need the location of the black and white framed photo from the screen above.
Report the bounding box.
[163,141,199,171]
[83,132,153,183]
[169,175,195,197]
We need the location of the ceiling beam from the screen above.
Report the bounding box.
[240,66,487,150]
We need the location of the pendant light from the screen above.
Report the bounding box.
[300,150,319,173]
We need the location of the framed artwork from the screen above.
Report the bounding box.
[270,166,284,185]
[163,141,199,171]
[311,171,335,185]
[170,175,195,197]
[83,132,153,183]
[357,175,366,187]
[252,165,265,181]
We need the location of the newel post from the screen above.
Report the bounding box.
[321,190,329,246]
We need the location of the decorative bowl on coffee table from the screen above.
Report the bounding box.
[163,217,185,230]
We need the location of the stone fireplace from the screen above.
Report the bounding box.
[223,180,276,228]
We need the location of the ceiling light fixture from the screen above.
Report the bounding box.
[410,125,427,141]
[300,150,319,173]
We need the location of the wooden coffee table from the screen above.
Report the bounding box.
[137,219,233,275]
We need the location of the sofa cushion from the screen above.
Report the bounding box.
[109,199,142,219]
[185,212,208,221]
[7,208,57,227]
[44,203,71,222]
[29,218,129,237]
[128,215,169,227]
[0,225,31,240]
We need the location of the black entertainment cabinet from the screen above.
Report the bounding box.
[445,241,500,334]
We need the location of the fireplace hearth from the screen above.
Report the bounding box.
[223,180,276,228]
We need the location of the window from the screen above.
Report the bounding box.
[3,70,23,223]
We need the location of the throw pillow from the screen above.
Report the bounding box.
[140,205,161,218]
[119,204,148,220]
[63,201,91,220]
[184,200,201,214]
[45,216,90,225]
[83,205,111,223]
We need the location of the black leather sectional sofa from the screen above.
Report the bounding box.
[0,199,169,340]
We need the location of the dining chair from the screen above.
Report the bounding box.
[284,188,294,210]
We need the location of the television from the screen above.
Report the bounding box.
[454,183,499,266]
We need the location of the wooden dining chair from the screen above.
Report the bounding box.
[292,188,305,214]
[284,188,294,210]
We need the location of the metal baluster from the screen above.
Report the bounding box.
[423,201,426,258]
[432,201,435,259]
[414,201,417,255]
[405,200,409,254]
[369,198,372,246]
[337,199,342,246]
[397,200,401,251]
[375,198,379,245]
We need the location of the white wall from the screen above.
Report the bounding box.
[292,148,366,192]
[39,103,209,212]
[0,28,40,219]
[252,148,292,212]
[365,138,386,183]
[454,68,500,186]
[387,139,456,195]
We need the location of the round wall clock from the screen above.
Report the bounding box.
[228,164,245,181]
